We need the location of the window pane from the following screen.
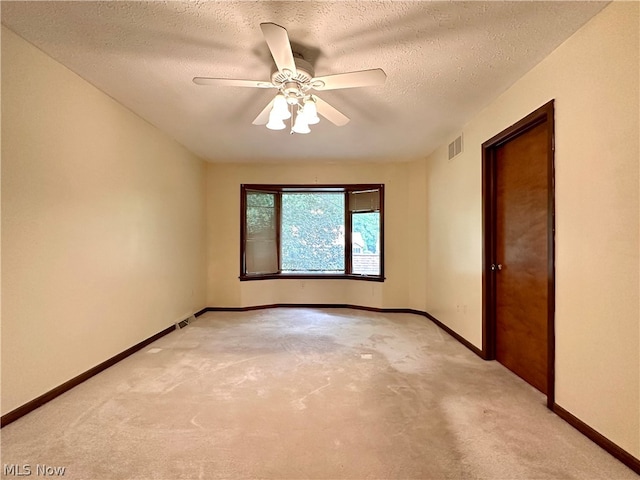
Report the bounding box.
[281,193,345,272]
[247,192,275,208]
[245,191,278,274]
[352,212,380,275]
[246,207,275,239]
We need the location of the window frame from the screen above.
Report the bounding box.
[240,184,385,282]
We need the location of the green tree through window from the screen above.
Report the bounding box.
[281,193,344,271]
[353,212,379,254]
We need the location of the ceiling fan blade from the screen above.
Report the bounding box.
[260,23,297,76]
[252,97,276,125]
[311,69,387,91]
[314,96,350,126]
[193,77,274,88]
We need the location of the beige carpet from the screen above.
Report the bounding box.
[1,308,636,479]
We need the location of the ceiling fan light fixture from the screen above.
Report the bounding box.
[266,110,287,130]
[292,111,311,134]
[302,97,320,125]
[272,94,291,120]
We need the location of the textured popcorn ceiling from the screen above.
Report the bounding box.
[1,1,607,163]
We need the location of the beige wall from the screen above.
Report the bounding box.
[425,2,639,457]
[1,27,207,415]
[205,161,427,310]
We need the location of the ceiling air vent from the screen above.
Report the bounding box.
[448,134,463,160]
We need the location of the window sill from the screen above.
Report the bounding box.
[240,273,385,282]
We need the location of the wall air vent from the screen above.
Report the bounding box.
[448,134,463,160]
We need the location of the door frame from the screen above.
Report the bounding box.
[481,100,556,408]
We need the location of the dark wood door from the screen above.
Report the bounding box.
[494,121,549,394]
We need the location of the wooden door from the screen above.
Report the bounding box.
[483,101,555,401]
[495,121,548,393]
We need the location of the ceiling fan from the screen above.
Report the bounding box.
[193,22,387,134]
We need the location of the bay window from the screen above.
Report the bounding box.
[240,184,384,281]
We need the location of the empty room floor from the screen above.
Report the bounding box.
[1,308,636,479]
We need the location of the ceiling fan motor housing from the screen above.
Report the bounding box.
[271,57,314,88]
